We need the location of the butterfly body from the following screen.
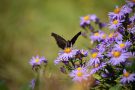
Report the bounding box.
[51,32,81,49]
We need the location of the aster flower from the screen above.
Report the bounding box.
[90,14,97,22]
[29,79,36,90]
[107,32,123,42]
[130,14,135,23]
[90,63,106,74]
[58,47,78,61]
[29,55,47,66]
[109,19,122,30]
[127,24,135,33]
[69,67,90,82]
[108,6,124,20]
[75,49,88,59]
[120,69,135,84]
[90,31,105,42]
[96,43,106,53]
[80,15,91,27]
[108,50,131,65]
[121,4,132,14]
[88,51,103,66]
[114,41,131,50]
[126,0,135,7]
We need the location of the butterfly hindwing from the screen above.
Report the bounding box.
[51,33,67,49]
[69,31,81,46]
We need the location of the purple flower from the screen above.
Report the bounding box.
[130,14,135,23]
[109,19,122,30]
[58,48,78,61]
[107,32,123,42]
[108,50,131,65]
[127,23,135,33]
[90,14,97,22]
[120,69,135,84]
[80,15,91,27]
[76,49,88,58]
[114,41,131,50]
[126,0,135,7]
[90,31,106,42]
[121,4,132,14]
[30,79,36,90]
[29,55,47,66]
[69,67,90,82]
[90,63,106,74]
[88,51,103,65]
[108,6,124,20]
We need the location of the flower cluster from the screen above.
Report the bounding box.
[54,47,90,82]
[79,0,135,89]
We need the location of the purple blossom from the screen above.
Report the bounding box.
[90,14,97,22]
[30,79,36,90]
[120,69,135,84]
[108,6,124,20]
[126,0,135,7]
[130,14,135,23]
[76,49,88,58]
[88,51,103,66]
[114,40,131,50]
[107,32,123,42]
[109,19,122,30]
[90,31,106,42]
[69,67,90,82]
[80,15,91,27]
[90,63,106,74]
[29,55,47,66]
[108,50,131,65]
[127,24,135,33]
[57,48,78,61]
[121,4,132,14]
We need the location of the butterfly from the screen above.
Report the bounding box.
[51,32,81,49]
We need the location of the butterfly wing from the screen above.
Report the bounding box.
[51,32,67,49]
[69,31,81,46]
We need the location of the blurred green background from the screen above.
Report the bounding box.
[0,0,124,90]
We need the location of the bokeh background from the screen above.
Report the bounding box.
[0,0,125,90]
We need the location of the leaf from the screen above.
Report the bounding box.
[109,84,122,90]
[93,74,101,80]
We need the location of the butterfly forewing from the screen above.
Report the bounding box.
[51,33,67,49]
[69,31,81,46]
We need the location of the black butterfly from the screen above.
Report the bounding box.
[51,32,81,49]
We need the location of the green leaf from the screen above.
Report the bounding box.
[93,74,101,80]
[109,84,122,90]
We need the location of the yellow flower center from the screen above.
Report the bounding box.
[109,33,114,38]
[113,51,121,58]
[84,15,90,21]
[94,33,99,36]
[77,67,82,71]
[35,58,40,63]
[114,7,121,14]
[77,72,83,77]
[102,34,106,39]
[113,20,119,25]
[119,43,125,48]
[91,52,98,58]
[123,71,130,77]
[94,64,99,68]
[64,48,71,53]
